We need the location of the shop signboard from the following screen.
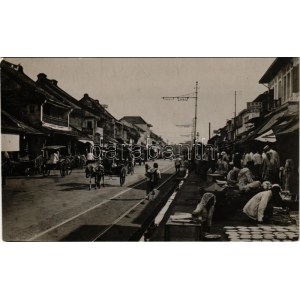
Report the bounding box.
[247,102,262,113]
[1,134,20,151]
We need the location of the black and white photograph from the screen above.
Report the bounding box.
[1,2,299,300]
[1,57,299,242]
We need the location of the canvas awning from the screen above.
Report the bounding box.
[255,129,276,143]
[256,109,287,136]
[275,119,299,136]
[78,139,94,146]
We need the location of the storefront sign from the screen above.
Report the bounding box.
[247,102,262,113]
[1,134,20,151]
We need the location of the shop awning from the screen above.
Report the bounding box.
[1,110,44,135]
[275,118,299,136]
[104,136,119,144]
[78,139,94,146]
[255,129,276,143]
[256,109,287,136]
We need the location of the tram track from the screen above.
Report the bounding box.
[27,163,177,242]
[91,169,177,241]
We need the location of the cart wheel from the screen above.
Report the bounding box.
[120,169,126,186]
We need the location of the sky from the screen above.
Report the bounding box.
[6,57,274,144]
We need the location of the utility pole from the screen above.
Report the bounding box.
[209,122,211,140]
[234,90,237,142]
[194,81,198,144]
[162,81,199,144]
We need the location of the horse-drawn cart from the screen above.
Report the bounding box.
[41,145,73,177]
[103,160,127,186]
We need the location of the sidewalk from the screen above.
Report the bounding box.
[151,170,299,242]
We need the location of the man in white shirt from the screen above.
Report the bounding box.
[263,145,280,169]
[48,151,59,164]
[253,151,263,178]
[243,184,282,222]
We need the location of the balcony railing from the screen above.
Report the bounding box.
[43,114,68,127]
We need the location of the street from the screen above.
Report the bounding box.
[2,159,174,241]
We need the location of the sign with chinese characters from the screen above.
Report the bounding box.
[247,102,262,113]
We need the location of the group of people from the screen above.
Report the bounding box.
[192,145,298,228]
[210,145,298,196]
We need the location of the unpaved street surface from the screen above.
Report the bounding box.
[2,160,174,241]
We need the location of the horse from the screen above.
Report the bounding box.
[85,162,105,190]
[61,155,76,176]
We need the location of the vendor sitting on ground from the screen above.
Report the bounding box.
[192,192,216,233]
[237,161,261,193]
[243,184,284,223]
[226,162,240,186]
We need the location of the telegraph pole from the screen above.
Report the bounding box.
[234,90,237,142]
[194,81,198,144]
[162,81,199,144]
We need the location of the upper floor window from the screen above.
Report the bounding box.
[87,121,93,129]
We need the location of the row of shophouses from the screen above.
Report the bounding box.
[1,59,166,159]
[208,57,299,166]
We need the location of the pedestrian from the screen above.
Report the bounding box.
[262,152,278,183]
[192,192,216,233]
[282,159,298,194]
[243,184,284,223]
[145,162,161,200]
[174,156,181,173]
[232,151,242,169]
[253,150,263,179]
[243,152,252,167]
[263,145,280,180]
[263,145,280,168]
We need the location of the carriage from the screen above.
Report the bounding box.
[85,145,131,190]
[41,145,74,177]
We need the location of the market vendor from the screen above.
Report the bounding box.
[243,184,284,223]
[226,162,240,186]
[237,161,261,193]
[192,192,216,232]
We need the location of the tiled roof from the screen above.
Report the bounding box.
[259,58,292,84]
[120,116,152,126]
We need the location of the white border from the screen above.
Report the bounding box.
[1,1,300,300]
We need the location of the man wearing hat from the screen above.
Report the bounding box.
[243,184,283,223]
